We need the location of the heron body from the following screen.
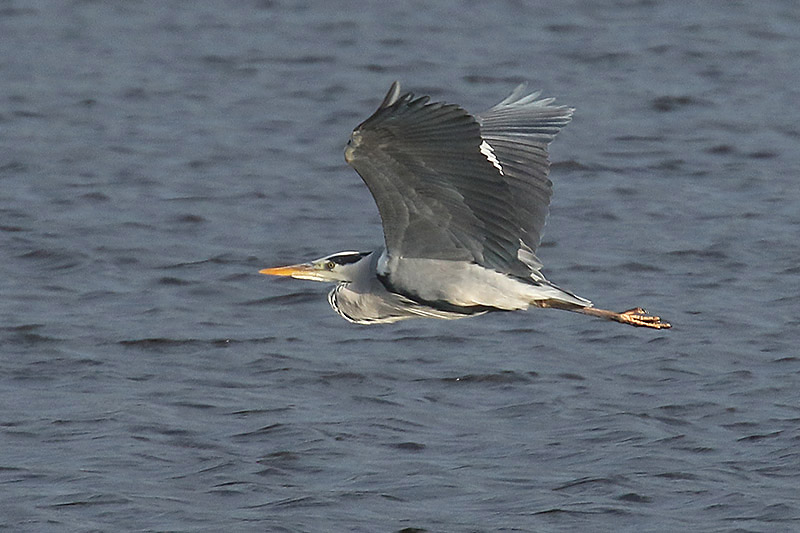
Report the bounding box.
[262,82,670,329]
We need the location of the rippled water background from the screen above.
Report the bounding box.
[2,1,799,531]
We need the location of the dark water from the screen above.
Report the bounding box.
[2,1,799,531]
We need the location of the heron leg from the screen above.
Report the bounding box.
[535,301,671,329]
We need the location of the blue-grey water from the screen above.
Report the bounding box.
[2,1,799,531]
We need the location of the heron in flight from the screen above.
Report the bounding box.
[261,82,670,329]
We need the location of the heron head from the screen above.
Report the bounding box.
[259,251,372,283]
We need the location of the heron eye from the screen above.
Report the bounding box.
[325,260,336,270]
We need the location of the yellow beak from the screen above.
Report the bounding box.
[259,263,314,277]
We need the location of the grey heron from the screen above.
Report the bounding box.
[261,82,670,329]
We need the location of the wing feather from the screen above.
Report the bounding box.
[478,83,574,256]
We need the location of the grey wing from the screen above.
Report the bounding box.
[477,84,574,266]
[345,82,570,276]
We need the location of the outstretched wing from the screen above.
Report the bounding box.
[477,84,573,260]
[345,81,572,276]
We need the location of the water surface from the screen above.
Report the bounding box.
[2,1,799,531]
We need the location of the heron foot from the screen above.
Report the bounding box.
[614,307,671,329]
[567,304,671,329]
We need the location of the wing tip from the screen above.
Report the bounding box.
[494,83,574,116]
[380,80,572,114]
[379,81,402,109]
